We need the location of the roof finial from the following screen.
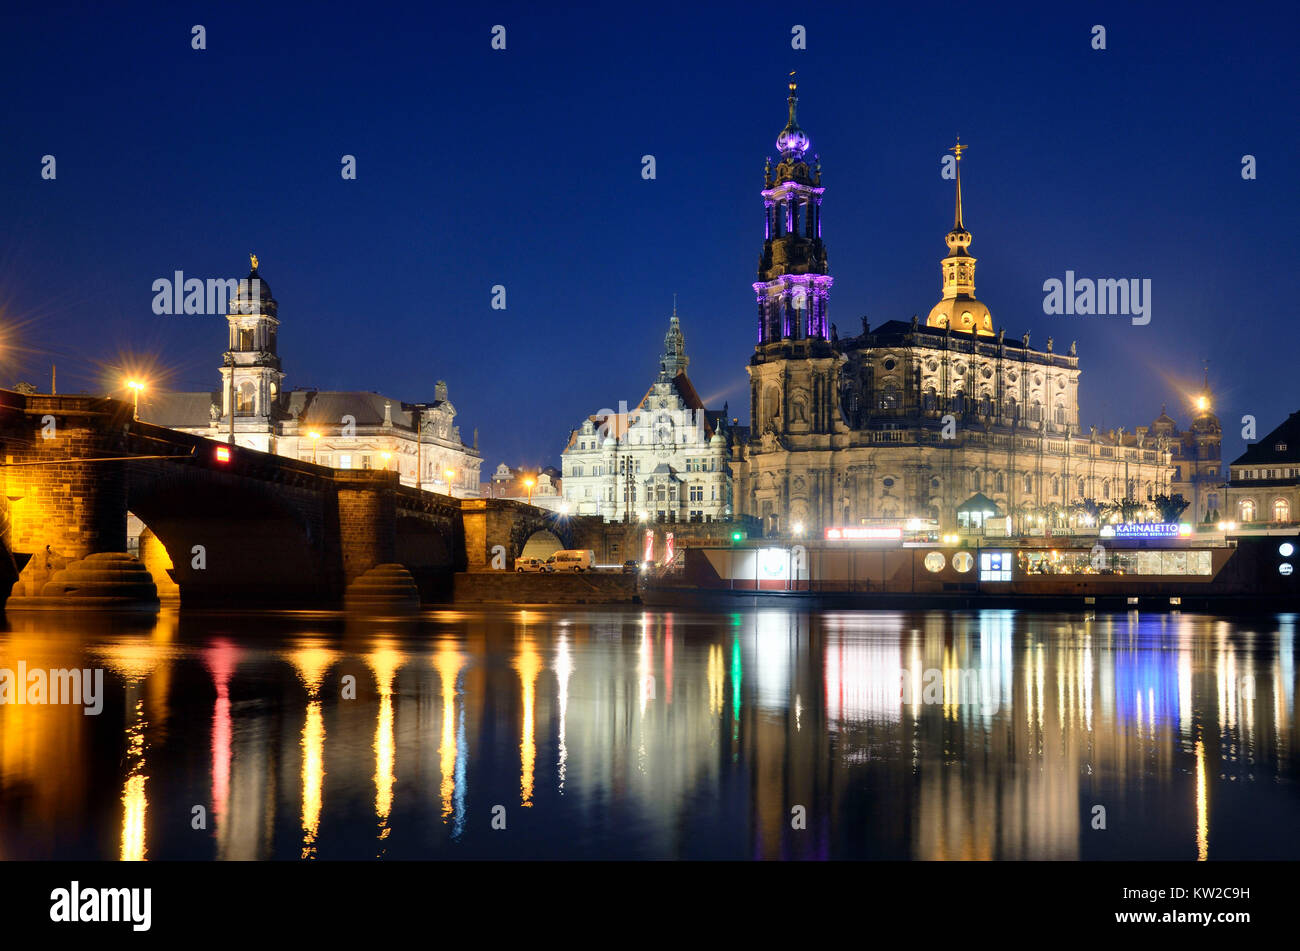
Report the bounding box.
[948,137,967,230]
[250,252,259,271]
[672,292,677,318]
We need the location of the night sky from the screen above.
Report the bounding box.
[3,1,1295,472]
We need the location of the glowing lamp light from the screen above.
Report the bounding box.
[824,526,902,541]
[792,521,804,536]
[214,445,231,464]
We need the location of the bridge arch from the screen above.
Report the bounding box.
[127,471,330,606]
[520,530,564,560]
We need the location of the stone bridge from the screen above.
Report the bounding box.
[0,390,570,608]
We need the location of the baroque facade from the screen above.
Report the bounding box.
[150,257,482,496]
[561,309,733,522]
[730,80,1201,536]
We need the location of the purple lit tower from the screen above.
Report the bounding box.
[753,73,832,346]
[744,74,842,480]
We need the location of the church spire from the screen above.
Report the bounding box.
[950,137,966,230]
[660,302,689,380]
[924,138,993,336]
[775,70,810,161]
[754,76,832,348]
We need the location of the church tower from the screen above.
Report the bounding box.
[659,299,689,380]
[748,75,839,440]
[218,254,283,451]
[925,140,994,336]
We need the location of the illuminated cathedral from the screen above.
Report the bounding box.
[730,78,1218,535]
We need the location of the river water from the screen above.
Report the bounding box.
[0,607,1295,860]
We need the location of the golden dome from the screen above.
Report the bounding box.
[926,297,993,336]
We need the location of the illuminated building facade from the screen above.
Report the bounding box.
[149,257,482,496]
[731,81,1190,535]
[561,308,734,522]
[1225,410,1300,526]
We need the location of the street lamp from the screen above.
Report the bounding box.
[381,451,392,472]
[308,430,321,464]
[444,468,456,495]
[523,477,535,505]
[126,379,145,420]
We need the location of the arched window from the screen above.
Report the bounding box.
[1024,474,1033,494]
[952,390,966,413]
[236,382,256,414]
[994,472,1005,493]
[238,328,255,351]
[1006,397,1018,421]
[1273,498,1290,522]
[1030,401,1042,422]
[972,470,981,491]
[1240,499,1256,521]
[1052,476,1060,497]
[1102,479,1111,500]
[1077,477,1086,498]
[922,388,937,413]
[979,395,993,416]
[1054,404,1066,425]
[878,382,900,412]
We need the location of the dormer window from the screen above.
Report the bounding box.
[1277,442,1288,453]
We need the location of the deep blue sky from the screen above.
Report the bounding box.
[3,1,1296,472]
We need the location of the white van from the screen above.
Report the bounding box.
[546,549,596,572]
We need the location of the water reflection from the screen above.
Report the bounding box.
[0,608,1295,860]
[285,643,338,860]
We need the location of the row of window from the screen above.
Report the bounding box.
[572,433,711,451]
[877,389,1069,423]
[1239,499,1292,522]
[943,549,1216,580]
[567,484,723,502]
[883,470,1167,501]
[1237,467,1299,481]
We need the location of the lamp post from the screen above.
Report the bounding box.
[524,477,535,505]
[125,379,145,421]
[444,468,456,497]
[308,430,321,464]
[381,451,392,473]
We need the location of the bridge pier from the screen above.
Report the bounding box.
[2,393,157,608]
[334,470,397,584]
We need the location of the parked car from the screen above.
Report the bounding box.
[622,560,640,574]
[547,549,597,572]
[516,557,548,573]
